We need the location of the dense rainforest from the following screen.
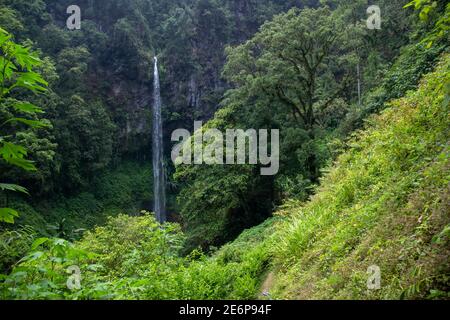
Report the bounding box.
[0,0,449,300]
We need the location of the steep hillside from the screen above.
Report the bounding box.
[199,52,450,300]
[190,52,450,300]
[268,54,450,299]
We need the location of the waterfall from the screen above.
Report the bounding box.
[152,56,166,223]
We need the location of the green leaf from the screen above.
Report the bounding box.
[0,207,19,223]
[12,71,47,93]
[25,251,44,262]
[0,141,27,158]
[31,237,49,250]
[0,183,29,194]
[432,224,450,244]
[12,102,44,115]
[3,117,49,128]
[403,1,416,9]
[0,57,18,81]
[0,142,36,171]
[4,156,36,171]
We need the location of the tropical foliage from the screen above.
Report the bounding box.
[0,0,448,300]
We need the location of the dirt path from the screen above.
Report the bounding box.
[260,272,275,299]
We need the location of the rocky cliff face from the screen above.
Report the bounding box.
[38,0,318,157]
[159,0,317,134]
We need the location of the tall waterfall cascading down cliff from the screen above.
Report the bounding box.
[152,56,166,223]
